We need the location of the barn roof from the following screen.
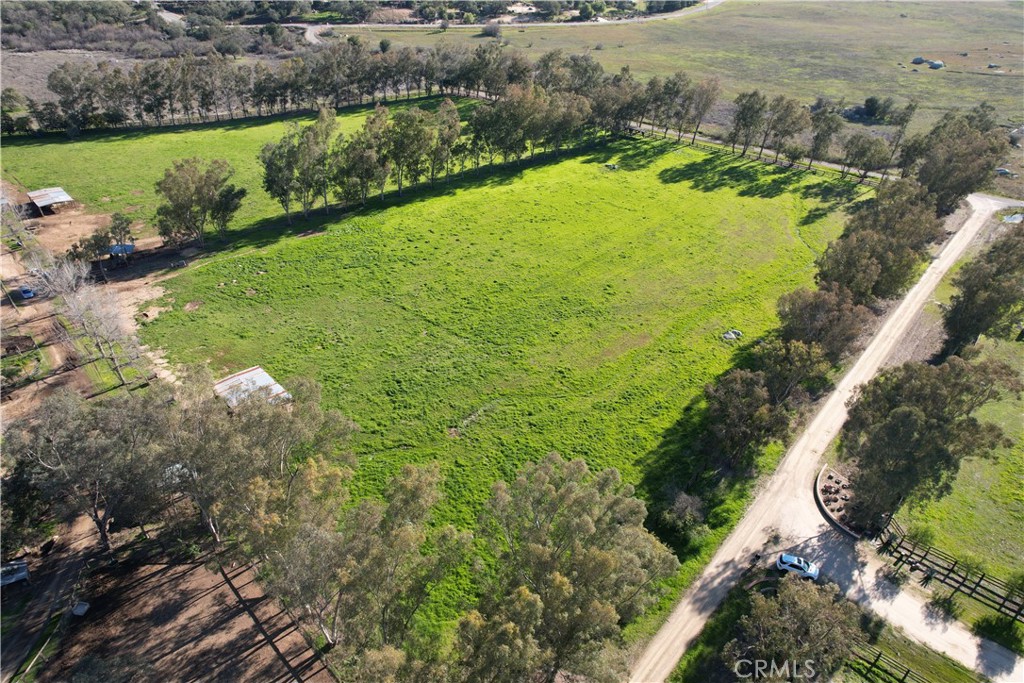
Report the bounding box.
[213,366,291,408]
[27,187,74,208]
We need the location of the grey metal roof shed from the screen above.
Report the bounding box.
[213,366,291,408]
[27,187,74,211]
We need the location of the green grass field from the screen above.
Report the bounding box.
[2,105,865,627]
[0,97,481,232]
[333,1,1023,130]
[137,138,854,519]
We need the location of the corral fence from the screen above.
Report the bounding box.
[879,520,1024,623]
[849,642,931,683]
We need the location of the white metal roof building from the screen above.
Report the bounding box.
[213,366,291,408]
[27,187,74,211]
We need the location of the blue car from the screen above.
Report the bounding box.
[18,285,35,299]
[776,553,820,580]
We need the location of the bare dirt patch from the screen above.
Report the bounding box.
[30,209,111,254]
[1,237,97,420]
[2,178,31,205]
[368,7,415,23]
[0,50,133,102]
[882,303,947,368]
[184,300,203,312]
[38,558,330,682]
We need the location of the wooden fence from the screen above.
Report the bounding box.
[880,520,1024,622]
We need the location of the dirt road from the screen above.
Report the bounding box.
[629,193,1024,683]
[1,516,96,683]
[286,0,728,44]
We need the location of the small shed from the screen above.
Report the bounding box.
[213,366,291,408]
[109,244,136,257]
[27,187,74,214]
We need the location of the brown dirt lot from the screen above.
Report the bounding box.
[0,50,134,102]
[39,560,331,683]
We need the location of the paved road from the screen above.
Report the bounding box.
[286,0,729,44]
[630,193,1024,683]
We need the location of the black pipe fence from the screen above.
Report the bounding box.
[880,519,1024,623]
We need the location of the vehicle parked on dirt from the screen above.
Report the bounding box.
[776,553,820,580]
[18,285,35,299]
[1,560,30,587]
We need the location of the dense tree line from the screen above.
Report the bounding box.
[942,223,1024,355]
[1,43,727,150]
[840,356,1020,529]
[899,104,1007,213]
[3,36,1009,210]
[816,178,944,304]
[258,89,594,220]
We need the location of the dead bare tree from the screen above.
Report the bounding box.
[62,286,139,387]
[31,253,140,387]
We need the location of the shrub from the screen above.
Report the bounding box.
[482,21,502,38]
[662,490,705,532]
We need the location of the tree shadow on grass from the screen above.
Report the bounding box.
[972,615,1024,659]
[580,136,675,171]
[96,139,614,288]
[637,385,762,560]
[658,154,806,200]
[658,152,874,217]
[796,180,873,225]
